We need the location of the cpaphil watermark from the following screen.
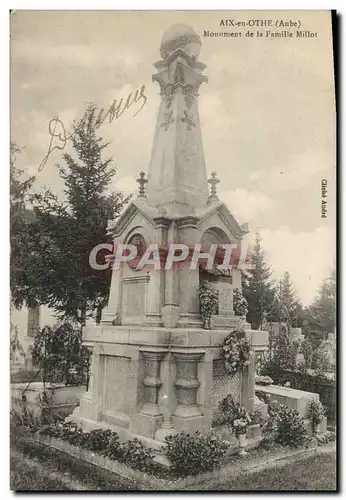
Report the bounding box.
[89,243,254,272]
[321,179,327,218]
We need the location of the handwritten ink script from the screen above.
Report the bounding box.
[38,84,147,172]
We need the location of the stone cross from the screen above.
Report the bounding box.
[208,171,220,203]
[136,171,148,197]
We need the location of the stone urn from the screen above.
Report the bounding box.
[238,433,248,456]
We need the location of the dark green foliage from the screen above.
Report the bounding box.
[213,394,240,427]
[213,394,253,434]
[316,431,336,444]
[11,408,40,433]
[242,232,275,329]
[308,400,325,436]
[270,272,304,328]
[118,439,154,471]
[16,106,128,323]
[10,142,36,308]
[305,269,336,336]
[38,421,153,472]
[275,406,308,447]
[165,431,229,475]
[260,326,297,382]
[249,409,266,427]
[80,428,114,452]
[30,322,90,385]
[263,404,308,448]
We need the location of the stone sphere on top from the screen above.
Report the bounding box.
[160,24,201,60]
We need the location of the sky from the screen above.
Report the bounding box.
[10,10,336,305]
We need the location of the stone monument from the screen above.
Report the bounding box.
[69,24,269,447]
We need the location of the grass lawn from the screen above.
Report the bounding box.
[10,426,336,492]
[10,427,137,491]
[217,453,337,492]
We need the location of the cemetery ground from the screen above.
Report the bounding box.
[10,423,336,492]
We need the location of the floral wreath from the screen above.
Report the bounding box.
[222,329,251,377]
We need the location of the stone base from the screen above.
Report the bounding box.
[76,324,265,447]
[172,414,204,433]
[68,406,167,451]
[132,413,163,439]
[143,313,164,327]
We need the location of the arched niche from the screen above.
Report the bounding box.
[200,227,230,246]
[199,227,232,286]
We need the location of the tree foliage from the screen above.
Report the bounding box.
[18,105,129,324]
[242,232,275,329]
[30,322,90,385]
[305,269,336,337]
[270,271,304,328]
[10,142,35,308]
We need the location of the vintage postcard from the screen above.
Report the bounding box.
[10,10,336,492]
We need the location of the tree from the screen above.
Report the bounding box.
[305,269,336,337]
[30,321,90,386]
[270,271,303,328]
[23,105,129,324]
[242,232,275,329]
[10,142,35,308]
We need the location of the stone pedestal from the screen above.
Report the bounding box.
[69,325,268,446]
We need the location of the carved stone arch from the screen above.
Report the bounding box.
[199,227,232,286]
[201,226,230,246]
[122,226,148,272]
[123,225,148,244]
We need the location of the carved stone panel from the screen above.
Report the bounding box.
[211,359,241,419]
[103,355,132,414]
[121,276,149,323]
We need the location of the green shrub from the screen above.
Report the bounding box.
[10,408,39,433]
[30,322,90,386]
[80,428,114,452]
[214,394,252,435]
[264,405,308,448]
[38,421,154,472]
[120,438,154,471]
[308,400,325,436]
[165,431,229,476]
[249,409,266,427]
[316,431,336,444]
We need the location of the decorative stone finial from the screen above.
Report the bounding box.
[207,171,220,203]
[136,171,148,197]
[160,24,201,60]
